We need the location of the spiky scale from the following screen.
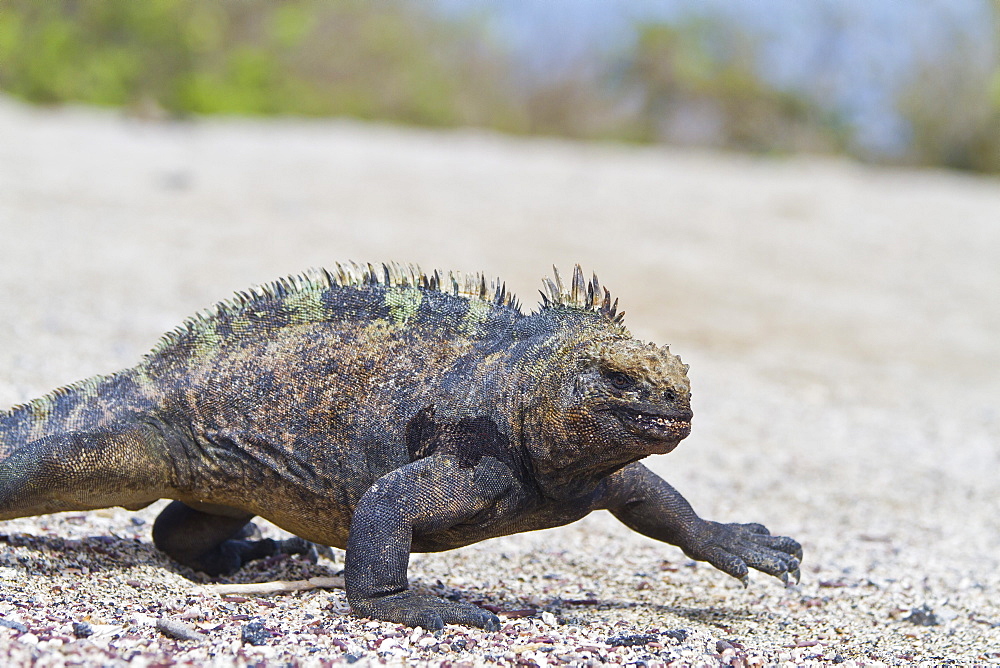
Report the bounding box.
[542,278,558,304]
[570,266,584,306]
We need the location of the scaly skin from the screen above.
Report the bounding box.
[0,263,801,630]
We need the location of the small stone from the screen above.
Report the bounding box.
[903,604,940,627]
[0,619,29,634]
[607,633,658,647]
[663,629,688,642]
[155,617,206,642]
[241,619,272,646]
[71,621,93,638]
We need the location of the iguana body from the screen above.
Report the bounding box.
[0,264,801,630]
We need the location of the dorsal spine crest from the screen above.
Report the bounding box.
[538,265,625,326]
[146,262,521,358]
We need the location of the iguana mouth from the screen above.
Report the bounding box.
[613,406,692,447]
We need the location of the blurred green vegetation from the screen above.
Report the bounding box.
[613,19,849,153]
[0,0,998,172]
[893,1,1000,172]
[0,0,524,128]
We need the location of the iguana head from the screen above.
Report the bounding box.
[521,330,694,494]
[569,337,692,455]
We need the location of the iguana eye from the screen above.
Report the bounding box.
[605,371,634,390]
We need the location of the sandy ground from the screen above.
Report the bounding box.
[0,96,998,666]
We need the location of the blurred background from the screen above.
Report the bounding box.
[1,0,998,172]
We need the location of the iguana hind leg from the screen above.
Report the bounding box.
[152,500,314,576]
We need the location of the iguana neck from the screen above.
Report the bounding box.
[507,325,640,500]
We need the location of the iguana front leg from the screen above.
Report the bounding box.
[600,462,802,585]
[345,454,515,630]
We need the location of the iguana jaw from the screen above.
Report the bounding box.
[610,405,692,453]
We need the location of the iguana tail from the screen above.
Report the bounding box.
[0,370,175,520]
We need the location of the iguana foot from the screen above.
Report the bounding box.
[350,592,500,631]
[682,520,802,585]
[234,522,262,540]
[237,527,333,564]
[153,501,323,576]
[274,536,332,564]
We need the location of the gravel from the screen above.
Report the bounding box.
[1,96,998,665]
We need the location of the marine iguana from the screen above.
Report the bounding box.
[0,263,801,630]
